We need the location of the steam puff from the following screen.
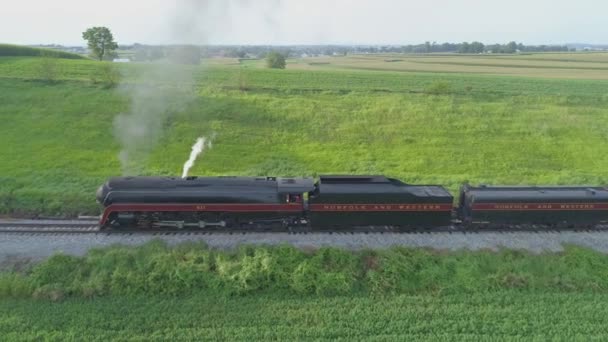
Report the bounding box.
[113,60,196,175]
[113,0,280,175]
[182,137,211,178]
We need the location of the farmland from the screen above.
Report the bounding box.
[3,51,608,339]
[0,44,84,59]
[2,53,608,215]
[2,291,608,340]
[3,242,608,339]
[289,52,608,79]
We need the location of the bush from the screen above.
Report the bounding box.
[266,51,286,69]
[217,248,276,294]
[37,57,60,83]
[4,242,608,301]
[0,273,31,298]
[32,284,65,301]
[291,248,358,295]
[29,254,84,289]
[424,80,452,94]
[89,63,120,88]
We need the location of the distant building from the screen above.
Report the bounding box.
[113,58,130,63]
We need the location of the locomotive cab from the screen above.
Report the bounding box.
[277,177,314,205]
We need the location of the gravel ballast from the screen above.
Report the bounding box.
[3,231,608,264]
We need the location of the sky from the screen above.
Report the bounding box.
[1,0,606,46]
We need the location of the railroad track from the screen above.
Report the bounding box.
[2,219,608,235]
[5,220,608,259]
[0,224,399,235]
[0,220,100,233]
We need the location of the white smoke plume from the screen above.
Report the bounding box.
[112,0,282,175]
[113,65,195,175]
[182,137,213,178]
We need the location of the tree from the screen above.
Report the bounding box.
[424,41,431,53]
[458,42,470,53]
[265,51,286,69]
[469,41,485,54]
[505,41,518,53]
[82,27,118,61]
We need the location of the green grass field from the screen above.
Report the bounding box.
[2,54,608,215]
[3,291,608,340]
[3,49,608,339]
[3,242,608,339]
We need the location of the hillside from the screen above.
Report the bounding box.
[0,44,84,59]
[1,55,608,215]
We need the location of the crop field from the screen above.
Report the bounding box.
[0,44,83,59]
[2,54,608,215]
[288,52,608,79]
[3,292,608,339]
[3,242,608,339]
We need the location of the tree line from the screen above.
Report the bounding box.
[79,26,576,64]
[127,41,573,62]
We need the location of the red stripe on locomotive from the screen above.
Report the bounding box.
[309,203,453,212]
[471,203,608,211]
[100,203,304,225]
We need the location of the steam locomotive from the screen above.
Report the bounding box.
[96,175,608,230]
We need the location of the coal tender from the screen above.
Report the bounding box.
[308,176,453,229]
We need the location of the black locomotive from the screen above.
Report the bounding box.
[96,175,608,230]
[97,176,313,229]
